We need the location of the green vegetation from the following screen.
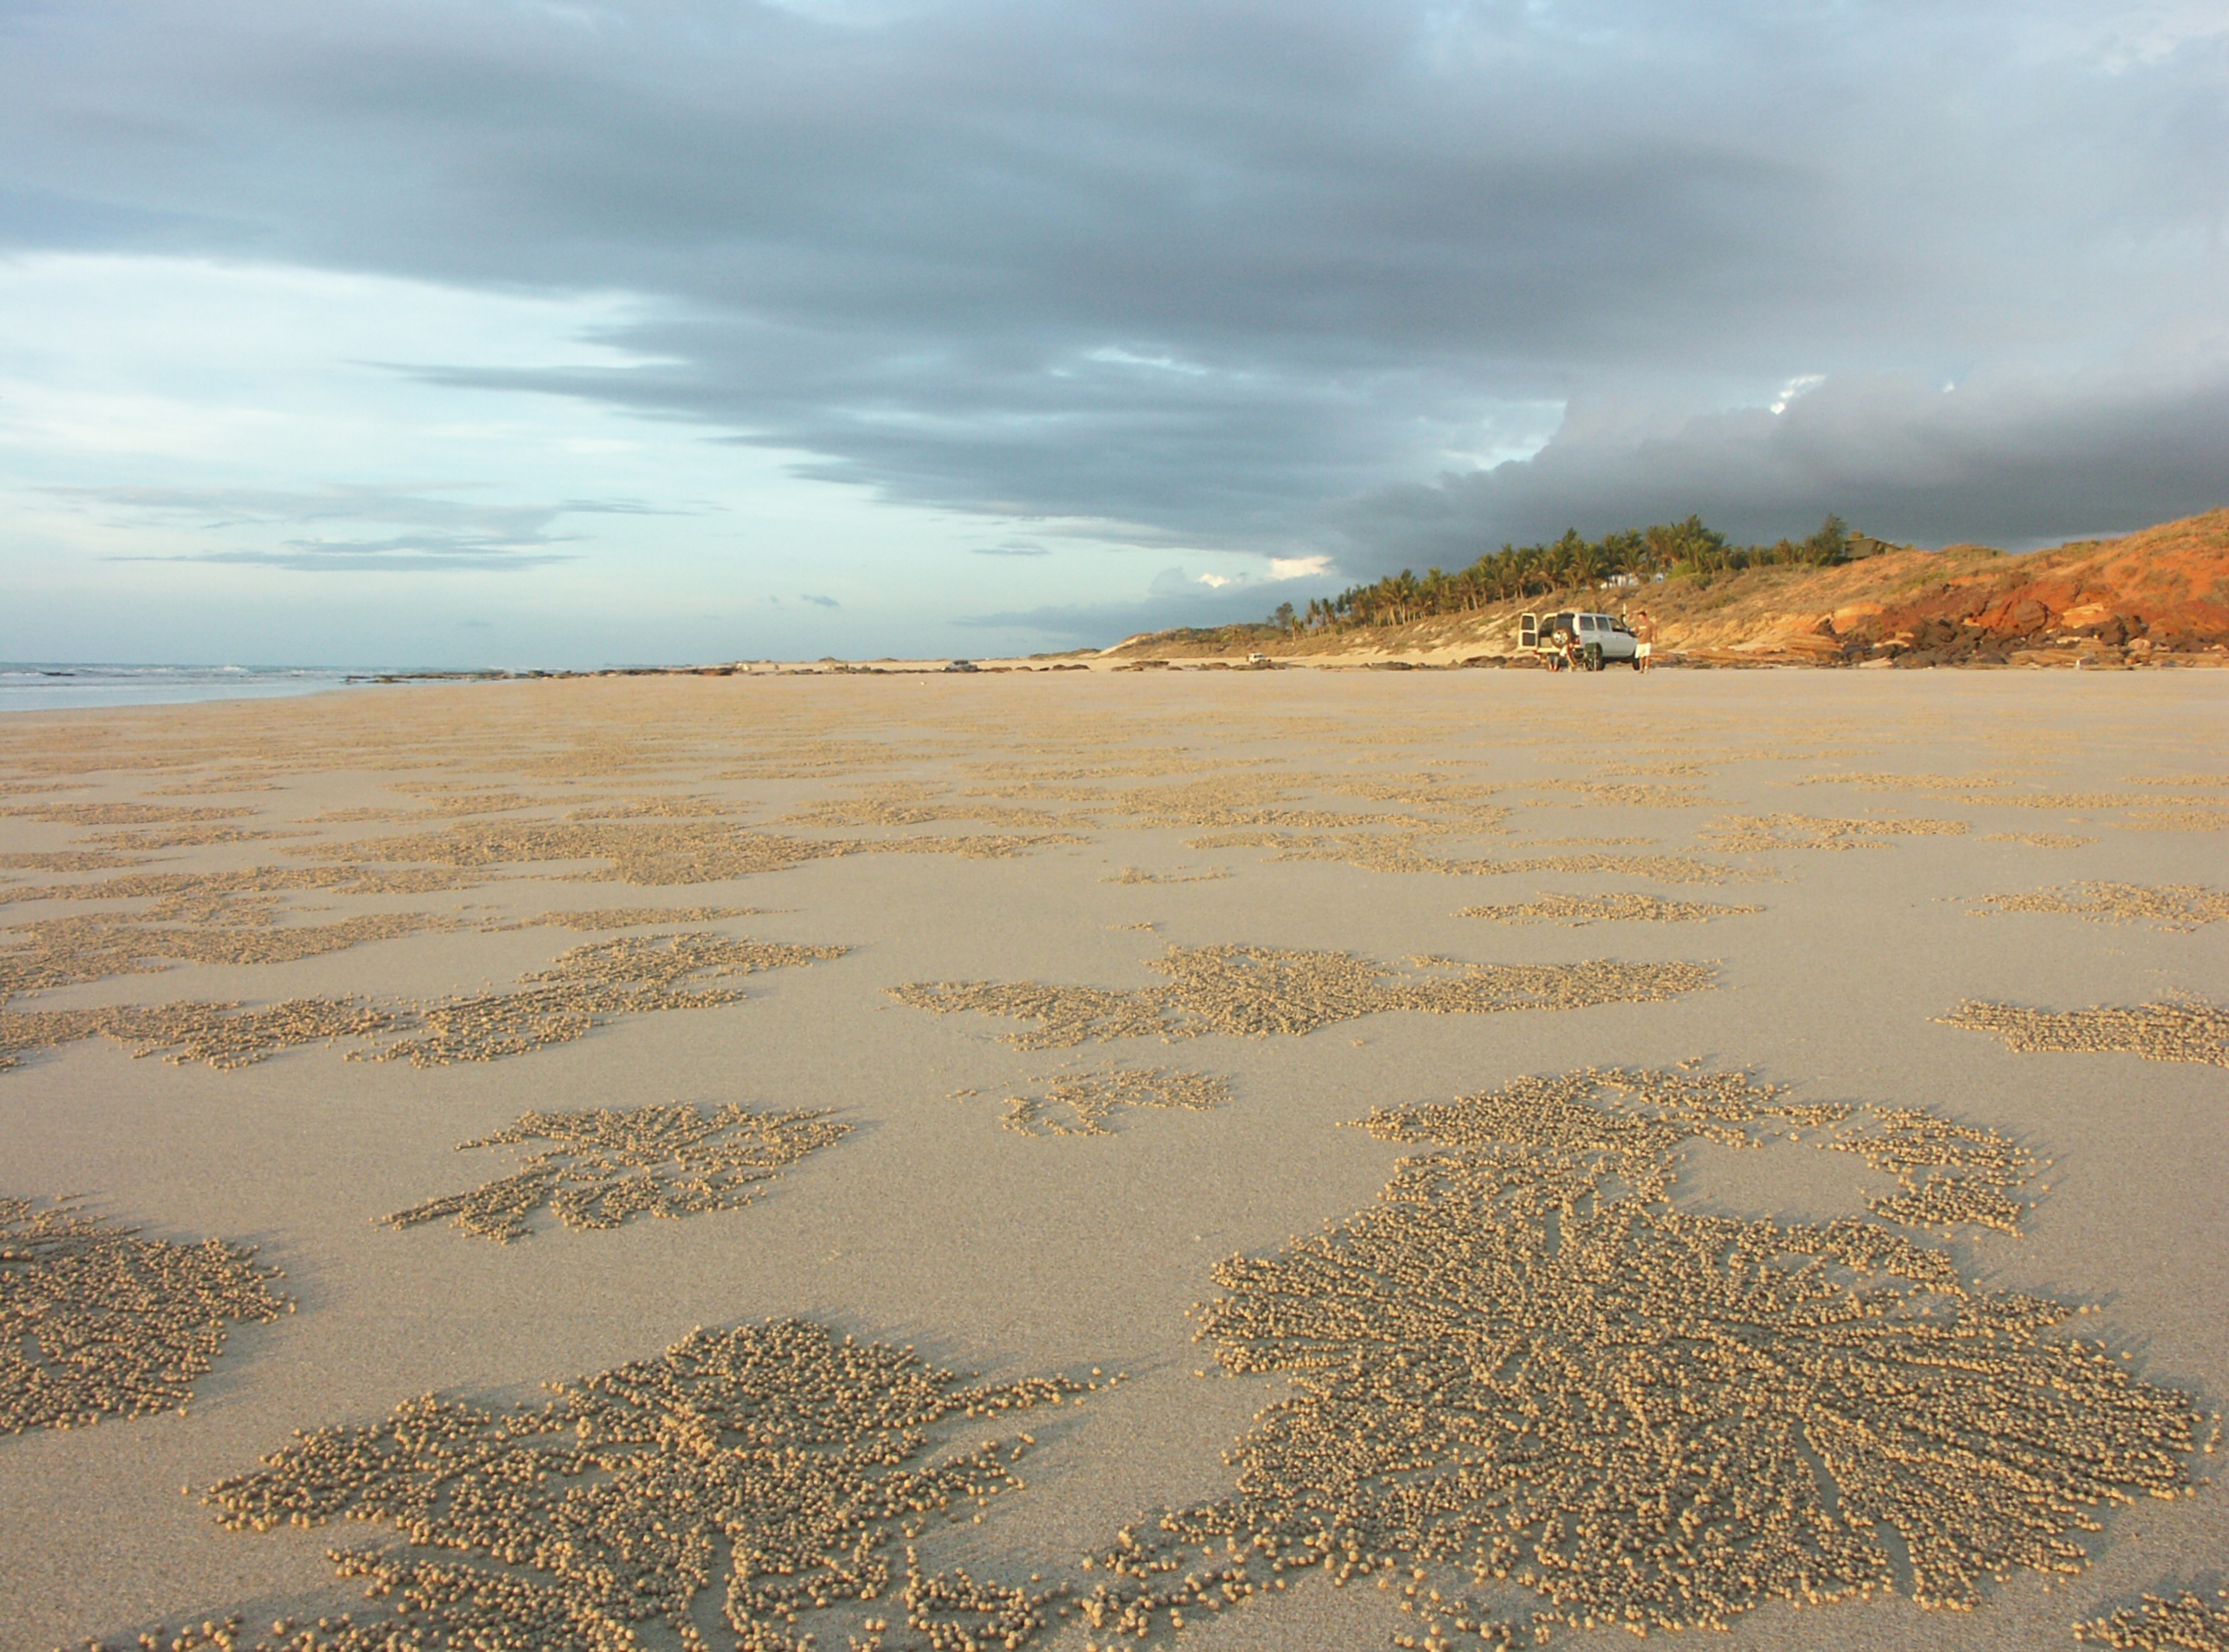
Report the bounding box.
[1284,514,1858,633]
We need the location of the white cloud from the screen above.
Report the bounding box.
[1085,346,1211,377]
[1770,375,1825,416]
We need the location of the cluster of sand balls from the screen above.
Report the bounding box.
[1825,1105,2040,1234]
[1332,774,1507,803]
[1086,773,1381,833]
[563,793,741,820]
[305,817,834,883]
[2076,1585,2229,1649]
[1100,867,1229,885]
[1525,835,1656,848]
[389,786,562,814]
[1012,771,1525,874]
[1065,1070,2204,1648]
[1459,893,1760,925]
[894,977,1174,1050]
[0,1196,289,1434]
[1254,832,1501,878]
[0,882,448,1074]
[2106,806,2229,833]
[892,944,1715,1050]
[2,930,841,1076]
[1177,828,1321,852]
[1795,770,2004,794]
[368,931,845,1067]
[0,997,404,1075]
[0,911,452,1002]
[86,824,296,852]
[496,905,757,931]
[891,1556,1072,1652]
[317,816,1080,888]
[5,864,481,916]
[1701,813,1969,852]
[197,1320,1098,1652]
[0,801,242,827]
[1594,1079,2041,1234]
[148,772,281,796]
[1954,788,2226,822]
[69,1557,641,1652]
[864,831,1092,862]
[382,1101,851,1241]
[1482,851,1734,885]
[1,802,273,865]
[311,930,753,1070]
[1940,997,2229,1067]
[1527,780,1707,808]
[779,790,1069,832]
[990,1068,1233,1136]
[1254,843,1740,886]
[0,847,149,873]
[1972,881,2229,931]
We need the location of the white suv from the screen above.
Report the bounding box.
[1522,609,1641,670]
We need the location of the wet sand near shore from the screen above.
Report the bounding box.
[2,668,2225,1652]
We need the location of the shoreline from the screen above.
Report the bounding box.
[11,630,2224,719]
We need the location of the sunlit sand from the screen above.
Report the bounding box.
[1,668,2224,1651]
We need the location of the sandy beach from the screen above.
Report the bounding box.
[3,668,2225,1652]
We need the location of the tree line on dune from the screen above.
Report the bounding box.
[1268,514,1864,635]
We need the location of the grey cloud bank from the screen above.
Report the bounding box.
[4,0,2225,635]
[1349,362,2229,568]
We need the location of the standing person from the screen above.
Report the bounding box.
[1632,609,1656,671]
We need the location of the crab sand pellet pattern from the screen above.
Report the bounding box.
[891,944,1716,1050]
[382,1102,850,1241]
[1068,1070,2203,1649]
[0,1197,289,1435]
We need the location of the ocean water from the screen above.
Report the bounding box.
[0,662,363,714]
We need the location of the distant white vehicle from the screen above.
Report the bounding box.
[1517,609,1642,671]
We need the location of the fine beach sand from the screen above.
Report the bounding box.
[2,668,2226,1652]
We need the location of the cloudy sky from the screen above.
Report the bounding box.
[3,0,2224,665]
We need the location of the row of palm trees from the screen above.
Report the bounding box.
[1278,515,1854,633]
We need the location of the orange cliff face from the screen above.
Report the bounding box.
[1818,509,2229,665]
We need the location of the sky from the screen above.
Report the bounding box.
[2,0,2224,667]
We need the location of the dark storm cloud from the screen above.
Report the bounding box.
[7,0,2224,568]
[1344,360,2229,565]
